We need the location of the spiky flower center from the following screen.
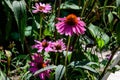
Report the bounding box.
[37,62,46,69]
[55,44,61,50]
[39,6,45,10]
[42,41,48,48]
[65,14,78,25]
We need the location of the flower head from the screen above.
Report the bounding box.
[29,53,50,80]
[55,14,86,36]
[52,39,66,52]
[32,2,51,13]
[32,40,53,53]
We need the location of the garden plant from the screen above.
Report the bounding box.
[0,0,120,80]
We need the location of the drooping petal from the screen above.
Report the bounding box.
[39,73,45,80]
[29,68,38,73]
[35,3,39,8]
[72,26,77,33]
[32,10,39,13]
[64,25,72,36]
[55,14,86,36]
[29,62,36,66]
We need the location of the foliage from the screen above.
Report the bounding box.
[0,0,120,80]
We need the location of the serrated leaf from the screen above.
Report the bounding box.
[55,65,65,80]
[34,65,56,76]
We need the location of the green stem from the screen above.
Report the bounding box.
[65,36,71,80]
[7,57,11,76]
[99,47,119,80]
[54,0,62,39]
[53,0,57,14]
[39,14,43,40]
[81,0,88,17]
[99,6,116,9]
[55,53,59,65]
[103,0,108,27]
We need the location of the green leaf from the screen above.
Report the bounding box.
[76,65,97,73]
[0,70,10,80]
[84,52,99,62]
[34,65,56,76]
[116,0,120,7]
[44,28,53,36]
[25,26,32,36]
[86,62,98,66]
[63,51,72,63]
[115,21,120,44]
[108,11,114,24]
[21,71,32,80]
[88,24,109,47]
[55,65,65,80]
[97,38,105,49]
[12,0,27,51]
[60,1,80,10]
[69,61,98,73]
[4,0,13,12]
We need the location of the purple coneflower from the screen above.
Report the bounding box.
[106,54,111,60]
[52,39,66,52]
[55,14,86,36]
[32,2,51,13]
[29,53,50,80]
[32,40,53,53]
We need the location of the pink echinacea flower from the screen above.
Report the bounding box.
[29,53,51,80]
[32,40,53,53]
[55,14,86,36]
[52,39,66,52]
[32,2,51,13]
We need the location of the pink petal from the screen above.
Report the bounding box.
[64,26,72,36]
[72,26,77,33]
[75,26,81,34]
[34,40,41,44]
[57,18,66,21]
[35,3,39,8]
[37,48,43,53]
[79,26,86,34]
[29,68,38,73]
[56,22,65,30]
[78,21,86,27]
[39,73,45,80]
[29,62,36,66]
[32,10,39,13]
